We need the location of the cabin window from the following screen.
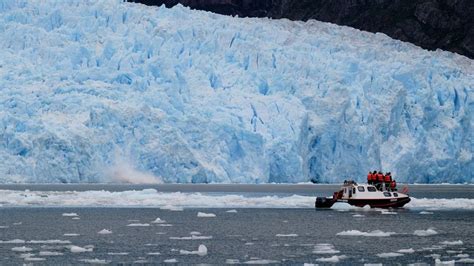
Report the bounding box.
[393,193,398,197]
[358,186,365,192]
[367,186,376,192]
[353,188,356,194]
[383,192,392,197]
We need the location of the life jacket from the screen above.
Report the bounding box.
[377,173,384,182]
[390,180,396,188]
[384,174,391,182]
[367,173,372,181]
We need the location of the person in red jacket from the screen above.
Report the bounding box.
[367,171,373,185]
[377,171,384,190]
[390,180,397,191]
[384,172,392,191]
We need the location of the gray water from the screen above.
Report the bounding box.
[0,184,473,265]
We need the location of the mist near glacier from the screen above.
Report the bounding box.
[0,0,472,183]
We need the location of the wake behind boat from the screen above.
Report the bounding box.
[315,180,410,209]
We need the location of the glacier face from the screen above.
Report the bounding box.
[0,0,472,183]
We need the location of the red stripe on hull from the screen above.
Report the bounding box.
[347,197,410,208]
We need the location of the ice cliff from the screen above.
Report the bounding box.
[0,0,472,183]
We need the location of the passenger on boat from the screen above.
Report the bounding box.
[384,172,392,191]
[376,171,384,190]
[390,180,397,191]
[367,171,374,185]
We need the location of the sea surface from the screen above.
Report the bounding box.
[0,184,472,265]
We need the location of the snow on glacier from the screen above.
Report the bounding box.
[0,0,472,183]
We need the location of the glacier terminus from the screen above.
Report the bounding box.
[0,0,472,183]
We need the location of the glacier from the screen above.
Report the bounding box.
[0,0,472,183]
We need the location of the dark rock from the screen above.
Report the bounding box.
[130,0,474,59]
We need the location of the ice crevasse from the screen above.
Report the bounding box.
[0,0,472,183]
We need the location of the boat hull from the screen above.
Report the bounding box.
[347,197,411,208]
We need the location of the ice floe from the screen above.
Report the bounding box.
[1,190,474,210]
[164,258,178,263]
[79,258,110,264]
[64,233,80,236]
[336,230,396,237]
[312,244,340,254]
[377,252,404,258]
[62,213,78,217]
[397,248,415,253]
[197,212,216,218]
[226,259,240,264]
[275,234,298,237]
[0,239,25,244]
[147,252,161,255]
[127,223,150,227]
[170,235,212,240]
[12,246,33,252]
[28,240,70,244]
[413,228,438,236]
[244,259,280,264]
[98,229,112,234]
[179,244,208,256]
[226,209,238,213]
[69,245,93,253]
[316,255,347,262]
[151,218,166,224]
[108,252,129,255]
[457,258,474,263]
[454,254,469,258]
[353,214,365,217]
[440,240,463,245]
[39,251,63,256]
[434,258,455,265]
[419,211,434,215]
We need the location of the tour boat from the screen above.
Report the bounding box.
[315,180,410,209]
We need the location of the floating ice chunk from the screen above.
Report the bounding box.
[226,259,240,264]
[170,235,212,240]
[179,244,208,256]
[0,239,25,244]
[161,206,184,211]
[64,233,80,236]
[19,253,35,258]
[72,217,80,220]
[434,259,455,265]
[62,213,78,217]
[13,222,22,225]
[440,240,463,245]
[353,214,365,217]
[28,240,71,244]
[147,252,161,255]
[397,248,415,253]
[69,245,93,253]
[24,257,46,261]
[226,210,238,213]
[419,211,434,215]
[316,255,347,262]
[244,259,280,264]
[454,254,469,258]
[164,258,177,263]
[197,212,216,218]
[312,243,340,254]
[244,242,254,245]
[108,252,129,255]
[380,211,397,215]
[158,224,173,227]
[377,252,404,258]
[39,251,63,256]
[79,258,110,264]
[127,223,150,227]
[425,254,441,259]
[190,232,201,235]
[98,229,112,234]
[336,230,395,237]
[0,226,9,228]
[275,234,298,237]
[151,218,166,224]
[12,246,33,252]
[457,258,474,263]
[413,228,438,236]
